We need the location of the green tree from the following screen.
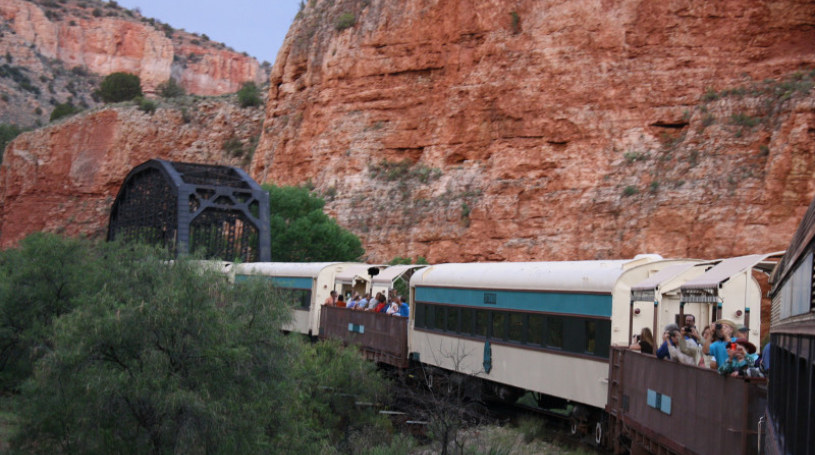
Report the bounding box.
[237,81,262,107]
[0,233,97,391]
[96,71,143,103]
[157,77,185,98]
[49,102,80,122]
[266,184,364,262]
[0,122,22,164]
[10,246,297,454]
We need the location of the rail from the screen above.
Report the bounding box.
[606,346,766,455]
[318,306,410,368]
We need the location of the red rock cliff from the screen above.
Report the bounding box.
[253,0,815,263]
[0,97,264,245]
[0,0,265,95]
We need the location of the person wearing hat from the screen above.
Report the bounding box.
[704,319,738,368]
[717,338,759,377]
[736,324,750,341]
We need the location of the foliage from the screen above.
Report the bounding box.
[0,234,98,392]
[237,81,262,108]
[266,184,365,262]
[335,12,356,31]
[137,96,157,114]
[0,64,39,94]
[9,248,293,454]
[97,72,142,103]
[3,237,389,454]
[368,159,442,183]
[510,11,521,34]
[156,78,186,98]
[285,340,389,450]
[0,123,22,164]
[49,102,80,122]
[730,112,760,127]
[622,185,638,197]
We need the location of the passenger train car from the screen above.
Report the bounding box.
[408,256,666,412]
[764,197,815,455]
[232,254,773,453]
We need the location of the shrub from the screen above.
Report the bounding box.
[49,102,80,121]
[335,12,356,31]
[92,7,102,17]
[0,123,22,164]
[97,72,142,103]
[156,78,185,98]
[510,11,521,34]
[237,81,261,107]
[623,186,638,197]
[137,97,157,114]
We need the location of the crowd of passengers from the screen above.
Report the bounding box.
[629,314,770,378]
[322,290,410,317]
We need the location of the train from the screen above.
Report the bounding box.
[223,251,779,454]
[763,195,815,455]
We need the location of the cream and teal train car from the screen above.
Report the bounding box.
[407,255,668,416]
[233,262,359,336]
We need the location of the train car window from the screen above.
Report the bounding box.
[585,320,596,354]
[277,289,311,310]
[475,310,489,337]
[562,318,585,354]
[508,313,525,343]
[446,307,460,333]
[528,314,544,346]
[434,306,446,332]
[491,311,507,340]
[460,308,474,336]
[547,317,563,348]
[594,319,612,358]
[414,303,426,329]
[425,305,436,330]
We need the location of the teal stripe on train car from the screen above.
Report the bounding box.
[235,275,313,289]
[414,286,612,318]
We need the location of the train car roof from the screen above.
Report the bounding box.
[631,261,704,292]
[410,256,661,293]
[335,264,378,284]
[372,265,426,285]
[681,253,780,292]
[234,262,343,278]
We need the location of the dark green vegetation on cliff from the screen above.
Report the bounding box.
[0,234,386,454]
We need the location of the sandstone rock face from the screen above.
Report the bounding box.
[253,0,815,263]
[0,98,264,246]
[0,0,265,95]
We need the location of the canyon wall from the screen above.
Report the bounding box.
[0,0,265,95]
[253,0,815,263]
[0,97,264,245]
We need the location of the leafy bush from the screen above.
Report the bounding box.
[0,123,22,164]
[335,12,356,30]
[157,78,185,98]
[237,81,262,107]
[265,184,365,262]
[2,236,387,454]
[96,72,142,103]
[137,97,157,114]
[623,185,638,197]
[49,102,80,122]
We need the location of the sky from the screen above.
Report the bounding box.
[112,0,302,64]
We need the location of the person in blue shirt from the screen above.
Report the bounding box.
[718,338,758,377]
[398,296,409,317]
[656,323,680,360]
